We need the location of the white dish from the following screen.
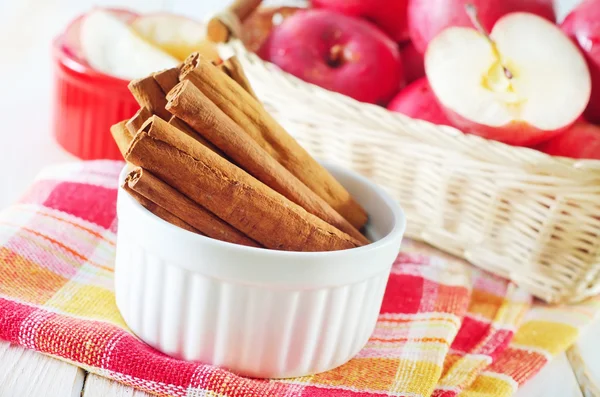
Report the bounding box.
[114,162,406,378]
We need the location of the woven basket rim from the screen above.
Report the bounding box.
[217,5,600,176]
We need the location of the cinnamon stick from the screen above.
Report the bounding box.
[111,121,133,158]
[122,183,199,234]
[125,116,361,252]
[128,76,171,120]
[166,80,368,244]
[168,115,201,138]
[126,167,260,247]
[206,0,262,43]
[167,115,223,156]
[126,107,152,136]
[222,56,258,99]
[230,0,264,22]
[153,67,181,94]
[180,53,368,229]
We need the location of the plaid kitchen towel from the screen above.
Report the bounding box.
[431,270,530,396]
[0,161,598,397]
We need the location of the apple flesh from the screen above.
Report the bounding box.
[80,10,179,80]
[259,10,404,105]
[426,12,591,146]
[387,78,451,126]
[62,8,138,63]
[400,41,425,84]
[311,0,409,42]
[409,0,555,54]
[131,14,219,62]
[537,122,600,160]
[561,0,600,124]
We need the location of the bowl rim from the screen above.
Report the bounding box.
[118,162,406,259]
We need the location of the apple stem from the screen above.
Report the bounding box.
[465,3,513,80]
[464,3,492,42]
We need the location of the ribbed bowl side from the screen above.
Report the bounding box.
[115,238,390,379]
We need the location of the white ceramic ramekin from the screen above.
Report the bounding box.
[114,163,406,378]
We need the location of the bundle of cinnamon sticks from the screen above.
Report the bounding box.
[112,53,369,252]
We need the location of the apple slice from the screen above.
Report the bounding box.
[426,12,591,146]
[537,122,600,160]
[387,78,452,126]
[62,8,138,64]
[80,10,179,80]
[131,14,220,62]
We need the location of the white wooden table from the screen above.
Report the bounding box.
[0,0,597,395]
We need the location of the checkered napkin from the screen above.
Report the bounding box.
[0,161,598,397]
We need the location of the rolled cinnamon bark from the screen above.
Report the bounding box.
[126,167,260,247]
[166,80,368,244]
[222,56,258,99]
[128,76,171,120]
[125,116,362,252]
[122,183,199,234]
[126,107,152,136]
[153,67,180,94]
[167,115,223,156]
[110,121,133,158]
[206,0,263,43]
[168,115,201,139]
[180,53,368,229]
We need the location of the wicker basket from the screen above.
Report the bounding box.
[210,2,600,303]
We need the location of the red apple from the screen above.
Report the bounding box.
[537,122,600,160]
[311,0,409,42]
[259,10,404,105]
[425,13,591,146]
[408,0,556,54]
[387,78,451,126]
[400,41,425,84]
[561,0,600,124]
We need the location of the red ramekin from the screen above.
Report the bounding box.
[52,11,140,160]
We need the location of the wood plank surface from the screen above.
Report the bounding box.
[83,374,153,397]
[0,341,85,397]
[515,353,584,397]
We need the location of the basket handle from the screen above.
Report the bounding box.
[207,0,263,43]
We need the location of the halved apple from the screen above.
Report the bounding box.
[80,10,179,80]
[425,12,591,146]
[131,14,220,62]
